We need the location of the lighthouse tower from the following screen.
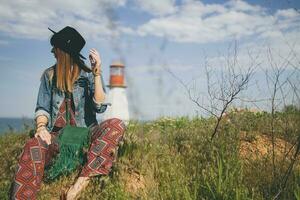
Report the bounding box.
[103,61,130,125]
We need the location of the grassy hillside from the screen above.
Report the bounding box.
[0,110,299,200]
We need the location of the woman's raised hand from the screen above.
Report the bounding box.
[89,48,102,76]
[35,127,52,145]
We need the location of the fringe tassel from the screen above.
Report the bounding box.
[45,136,89,181]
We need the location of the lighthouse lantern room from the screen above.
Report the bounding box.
[103,61,129,125]
[109,61,126,88]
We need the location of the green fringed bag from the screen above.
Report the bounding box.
[44,92,90,181]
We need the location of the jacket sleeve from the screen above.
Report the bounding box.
[34,70,52,122]
[88,73,108,113]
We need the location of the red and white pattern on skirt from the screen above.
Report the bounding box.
[80,118,125,177]
[10,98,125,200]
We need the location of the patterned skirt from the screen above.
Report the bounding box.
[10,99,126,200]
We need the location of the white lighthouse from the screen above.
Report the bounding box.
[102,61,130,125]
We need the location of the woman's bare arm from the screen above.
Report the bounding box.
[89,48,105,103]
[94,75,105,102]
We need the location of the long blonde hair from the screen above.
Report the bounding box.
[55,48,81,93]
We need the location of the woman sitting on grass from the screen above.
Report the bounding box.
[10,26,125,200]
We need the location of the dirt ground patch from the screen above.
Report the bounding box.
[120,169,146,197]
[239,132,297,161]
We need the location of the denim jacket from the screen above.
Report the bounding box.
[34,65,107,130]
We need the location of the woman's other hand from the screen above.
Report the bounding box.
[35,127,52,145]
[89,48,102,76]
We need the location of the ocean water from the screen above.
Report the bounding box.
[0,118,34,134]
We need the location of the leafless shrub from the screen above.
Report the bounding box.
[165,41,258,140]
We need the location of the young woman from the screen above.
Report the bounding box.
[10,26,125,200]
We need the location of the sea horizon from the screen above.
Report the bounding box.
[0,117,34,134]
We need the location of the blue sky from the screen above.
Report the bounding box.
[0,0,299,120]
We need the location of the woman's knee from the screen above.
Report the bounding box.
[100,118,126,130]
[93,118,125,142]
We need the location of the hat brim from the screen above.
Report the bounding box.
[48,27,56,34]
[48,27,86,60]
[75,58,92,73]
[79,54,86,60]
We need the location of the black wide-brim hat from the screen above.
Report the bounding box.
[48,26,92,73]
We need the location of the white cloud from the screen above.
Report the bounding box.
[0,0,127,40]
[134,0,177,16]
[205,29,300,73]
[275,8,299,18]
[226,0,262,13]
[1,0,299,45]
[135,0,300,44]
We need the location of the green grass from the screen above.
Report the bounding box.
[0,110,299,199]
